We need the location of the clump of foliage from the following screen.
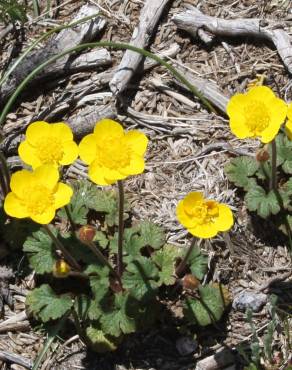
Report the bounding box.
[0,0,27,24]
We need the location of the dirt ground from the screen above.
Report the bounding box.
[0,0,291,369]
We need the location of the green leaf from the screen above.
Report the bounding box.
[85,187,129,227]
[245,186,280,218]
[57,181,89,225]
[85,264,110,302]
[183,284,226,326]
[153,244,182,286]
[224,157,259,190]
[100,292,137,337]
[94,231,109,249]
[74,295,91,322]
[26,284,73,322]
[273,133,292,174]
[109,227,144,257]
[187,246,208,280]
[86,325,118,353]
[138,221,165,249]
[255,162,272,181]
[23,229,56,274]
[122,257,159,300]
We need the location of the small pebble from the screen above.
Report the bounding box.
[232,291,267,312]
[176,336,198,356]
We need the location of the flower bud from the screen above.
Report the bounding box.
[78,225,96,243]
[256,147,269,162]
[53,259,71,278]
[182,274,200,290]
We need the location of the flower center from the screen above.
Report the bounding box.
[186,200,219,224]
[35,137,64,164]
[25,185,54,215]
[245,101,270,135]
[97,138,131,169]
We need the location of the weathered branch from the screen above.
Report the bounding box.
[110,0,171,95]
[0,4,106,103]
[172,7,292,74]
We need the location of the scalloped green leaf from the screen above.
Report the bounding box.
[152,244,182,286]
[85,264,110,302]
[183,284,226,326]
[187,246,208,280]
[26,284,73,322]
[272,133,292,174]
[23,229,56,274]
[122,257,159,300]
[109,227,144,257]
[99,292,138,337]
[224,156,259,190]
[86,325,118,353]
[245,186,280,218]
[139,221,165,249]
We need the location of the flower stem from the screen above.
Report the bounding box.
[43,224,81,271]
[81,238,122,285]
[270,140,277,191]
[64,205,76,231]
[0,151,10,196]
[175,237,196,277]
[117,180,124,277]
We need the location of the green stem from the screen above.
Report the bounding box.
[0,151,10,196]
[64,205,76,231]
[71,310,91,348]
[43,224,81,271]
[117,180,124,277]
[175,237,196,277]
[270,140,277,191]
[0,41,215,126]
[81,238,122,285]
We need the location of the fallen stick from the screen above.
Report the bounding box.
[172,7,292,75]
[110,0,171,95]
[0,350,32,369]
[0,4,106,104]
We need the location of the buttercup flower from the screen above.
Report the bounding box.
[4,165,73,224]
[285,103,292,140]
[176,192,233,238]
[227,86,287,143]
[79,119,148,185]
[18,121,78,169]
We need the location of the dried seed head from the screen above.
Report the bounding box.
[182,274,200,290]
[256,146,269,162]
[53,259,71,278]
[78,225,96,243]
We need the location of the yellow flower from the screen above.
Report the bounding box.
[18,121,78,169]
[79,119,148,185]
[176,192,233,238]
[285,103,292,140]
[227,86,287,143]
[4,165,73,224]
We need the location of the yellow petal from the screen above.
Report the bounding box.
[93,119,124,140]
[4,192,28,218]
[121,155,145,176]
[88,161,115,185]
[79,134,97,165]
[176,200,197,228]
[183,192,204,214]
[124,130,148,156]
[287,103,292,121]
[246,85,276,102]
[33,165,59,190]
[230,116,252,139]
[18,141,42,169]
[10,170,35,198]
[53,183,73,208]
[189,222,218,238]
[26,121,51,145]
[260,98,288,143]
[226,93,247,118]
[30,208,56,224]
[261,124,282,143]
[59,141,79,165]
[50,123,74,142]
[213,204,234,232]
